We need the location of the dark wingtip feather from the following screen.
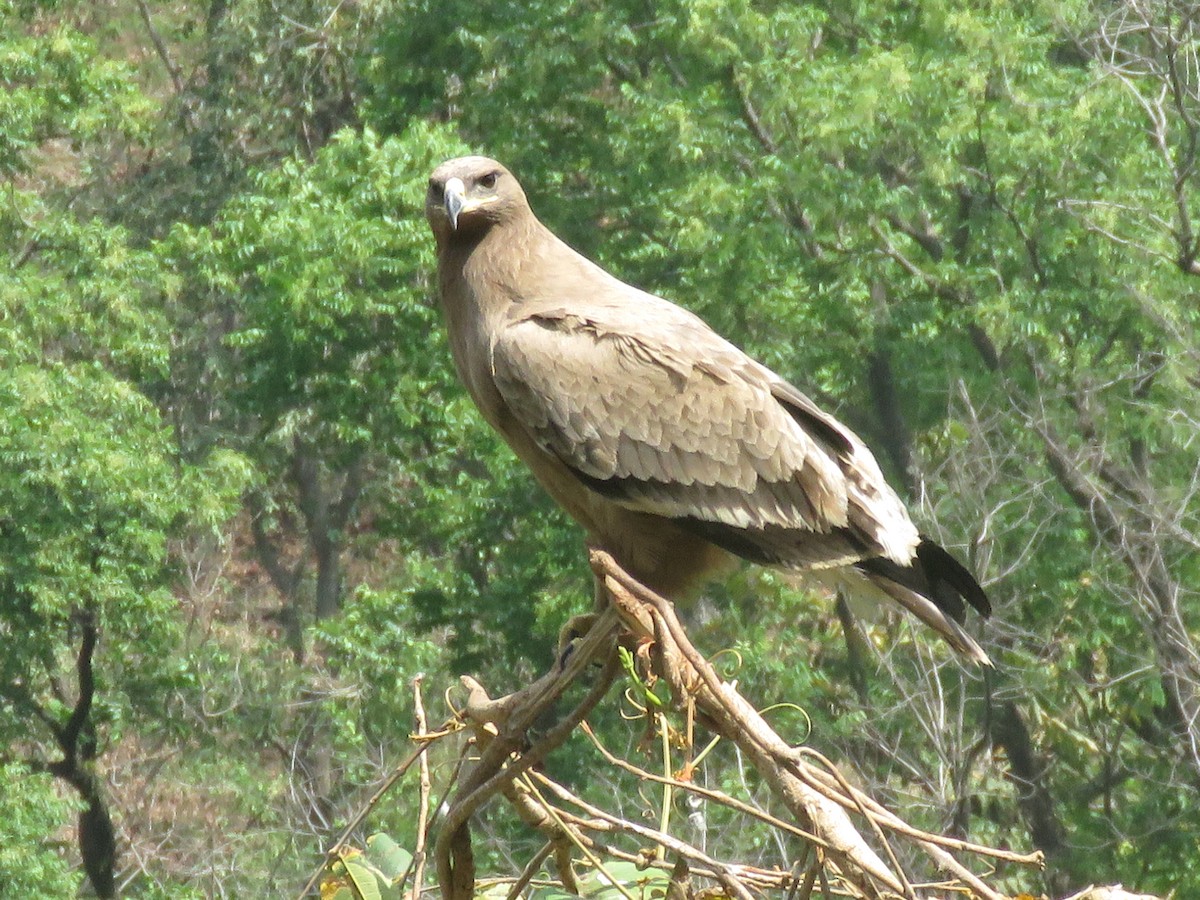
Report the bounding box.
[916,537,992,619]
[857,537,990,624]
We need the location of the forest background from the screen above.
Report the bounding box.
[2,0,1198,896]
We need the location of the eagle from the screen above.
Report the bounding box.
[425,156,990,665]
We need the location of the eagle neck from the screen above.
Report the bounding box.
[437,210,546,386]
[435,209,549,438]
[455,211,545,316]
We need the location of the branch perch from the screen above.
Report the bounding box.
[590,548,1043,900]
[419,550,1044,900]
[435,609,622,900]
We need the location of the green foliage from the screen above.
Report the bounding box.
[320,828,672,900]
[0,2,151,176]
[184,0,383,171]
[0,208,171,381]
[162,123,465,461]
[3,0,1198,895]
[0,184,248,749]
[0,363,175,612]
[0,358,246,739]
[392,422,585,671]
[0,763,83,896]
[0,18,247,883]
[320,833,414,900]
[313,583,444,768]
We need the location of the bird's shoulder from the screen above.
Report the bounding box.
[502,282,750,386]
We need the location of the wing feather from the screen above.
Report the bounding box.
[491,306,916,568]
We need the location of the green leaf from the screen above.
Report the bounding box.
[365,833,413,883]
[341,858,385,900]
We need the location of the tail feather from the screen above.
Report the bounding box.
[853,537,992,666]
[915,538,992,618]
[858,536,991,623]
[858,570,993,666]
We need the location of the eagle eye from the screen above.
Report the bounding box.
[478,171,499,190]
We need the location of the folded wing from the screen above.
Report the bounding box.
[491,302,920,571]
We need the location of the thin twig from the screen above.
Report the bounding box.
[397,741,473,897]
[657,708,673,859]
[532,772,758,900]
[411,675,431,900]
[794,750,1043,865]
[796,749,917,900]
[602,847,793,891]
[295,727,457,900]
[135,0,185,95]
[503,841,555,900]
[519,774,637,900]
[579,721,829,850]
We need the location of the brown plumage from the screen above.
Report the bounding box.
[425,156,991,665]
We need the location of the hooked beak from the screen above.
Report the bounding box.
[443,177,466,230]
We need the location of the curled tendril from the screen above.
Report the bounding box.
[758,701,813,745]
[618,645,664,709]
[620,686,649,718]
[444,684,465,720]
[709,647,744,679]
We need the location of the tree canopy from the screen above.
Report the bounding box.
[1,0,1197,896]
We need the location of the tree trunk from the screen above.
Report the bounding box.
[291,440,365,620]
[249,492,307,662]
[45,611,118,898]
[988,702,1064,857]
[75,772,118,899]
[313,535,342,620]
[866,342,916,494]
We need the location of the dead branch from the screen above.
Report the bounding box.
[591,548,1042,900]
[300,549,1173,900]
[435,609,622,900]
[580,721,829,850]
[412,675,432,900]
[531,771,761,900]
[371,549,1050,900]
